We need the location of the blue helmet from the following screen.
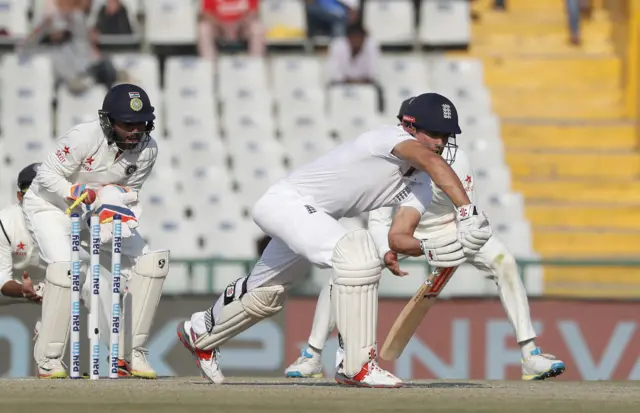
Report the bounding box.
[402,93,462,135]
[98,84,155,151]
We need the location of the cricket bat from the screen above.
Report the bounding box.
[379,265,459,361]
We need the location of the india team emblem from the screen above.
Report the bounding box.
[130,97,143,112]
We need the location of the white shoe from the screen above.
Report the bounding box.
[37,358,68,379]
[334,351,403,388]
[522,348,566,380]
[177,320,225,384]
[129,349,157,379]
[285,347,323,378]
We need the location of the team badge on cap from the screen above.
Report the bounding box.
[130,97,143,112]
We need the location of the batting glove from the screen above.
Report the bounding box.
[456,204,492,255]
[420,234,466,268]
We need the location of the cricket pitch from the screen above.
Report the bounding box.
[1,377,638,413]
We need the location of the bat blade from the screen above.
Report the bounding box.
[379,266,458,361]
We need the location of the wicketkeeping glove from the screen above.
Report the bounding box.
[456,204,492,255]
[420,234,466,268]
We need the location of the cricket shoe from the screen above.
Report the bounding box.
[177,320,225,384]
[37,358,68,379]
[522,348,566,380]
[334,351,403,388]
[284,347,323,378]
[118,349,157,379]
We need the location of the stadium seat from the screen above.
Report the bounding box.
[222,101,276,137]
[169,135,227,172]
[418,0,470,46]
[328,84,380,138]
[260,0,307,45]
[271,55,323,98]
[111,54,161,92]
[0,0,29,39]
[493,220,535,257]
[473,164,512,200]
[459,136,505,171]
[378,54,430,118]
[363,0,415,46]
[279,111,335,168]
[275,87,326,120]
[55,85,107,135]
[1,137,53,171]
[142,0,196,45]
[165,56,215,96]
[217,56,269,101]
[430,58,485,89]
[1,112,53,147]
[165,109,219,141]
[459,113,500,140]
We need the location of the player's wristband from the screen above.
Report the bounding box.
[456,204,477,221]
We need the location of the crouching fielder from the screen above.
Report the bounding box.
[23,84,169,379]
[285,161,565,382]
[177,93,492,388]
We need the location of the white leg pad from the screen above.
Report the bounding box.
[195,277,286,351]
[330,229,382,377]
[126,251,169,356]
[34,262,77,362]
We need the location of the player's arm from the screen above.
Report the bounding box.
[368,207,395,259]
[37,129,91,202]
[392,140,470,207]
[388,206,423,257]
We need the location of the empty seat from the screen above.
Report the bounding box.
[55,86,107,135]
[2,112,53,146]
[111,54,161,92]
[493,220,535,257]
[165,56,215,96]
[364,0,415,45]
[0,0,29,38]
[168,136,227,172]
[458,136,505,171]
[419,0,470,46]
[1,138,53,171]
[271,56,323,97]
[217,56,268,101]
[260,0,307,44]
[165,110,219,141]
[473,164,512,199]
[285,135,336,169]
[430,57,484,88]
[275,87,326,119]
[142,0,196,44]
[328,84,378,117]
[233,163,288,209]
[222,103,276,137]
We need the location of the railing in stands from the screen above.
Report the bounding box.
[172,257,640,298]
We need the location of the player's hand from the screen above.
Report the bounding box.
[383,251,408,277]
[69,184,97,205]
[420,234,466,268]
[456,204,492,255]
[21,271,42,303]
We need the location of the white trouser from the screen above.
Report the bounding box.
[307,221,536,349]
[191,184,349,335]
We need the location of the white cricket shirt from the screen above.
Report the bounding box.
[30,120,158,211]
[0,203,42,294]
[282,125,433,218]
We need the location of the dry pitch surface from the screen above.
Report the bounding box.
[1,377,639,413]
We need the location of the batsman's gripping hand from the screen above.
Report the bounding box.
[420,234,466,268]
[456,204,492,255]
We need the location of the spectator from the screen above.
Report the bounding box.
[197,0,265,60]
[566,0,593,46]
[94,0,134,35]
[306,0,359,38]
[327,21,383,111]
[19,0,117,94]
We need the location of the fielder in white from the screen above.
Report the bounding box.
[0,164,46,302]
[177,93,493,388]
[22,84,169,379]
[284,99,566,381]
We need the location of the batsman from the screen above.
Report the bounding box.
[22,84,169,379]
[285,98,566,381]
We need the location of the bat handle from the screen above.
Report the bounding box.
[65,192,89,216]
